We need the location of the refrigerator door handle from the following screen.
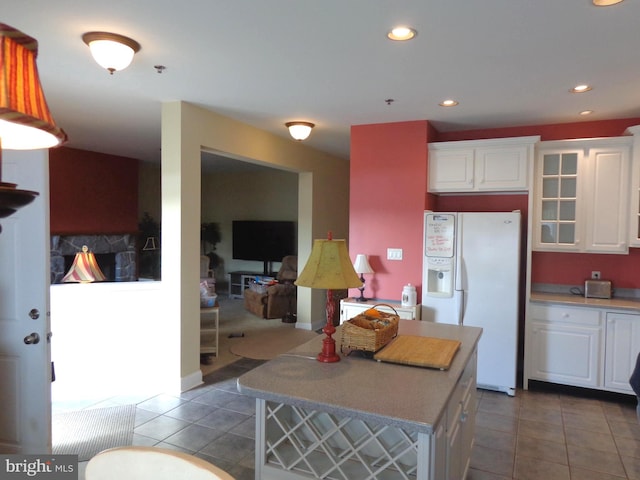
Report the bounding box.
[454,290,464,325]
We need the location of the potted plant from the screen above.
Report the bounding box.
[201,222,221,270]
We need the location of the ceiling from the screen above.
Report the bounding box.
[5,1,640,169]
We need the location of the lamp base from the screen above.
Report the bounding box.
[355,286,368,302]
[318,289,340,362]
[317,336,340,363]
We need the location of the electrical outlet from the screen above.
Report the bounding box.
[591,271,601,280]
[387,248,403,260]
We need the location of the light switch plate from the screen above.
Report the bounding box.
[387,248,403,260]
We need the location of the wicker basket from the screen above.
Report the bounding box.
[340,304,399,353]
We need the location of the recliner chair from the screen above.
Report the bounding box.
[244,256,297,320]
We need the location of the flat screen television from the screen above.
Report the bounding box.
[232,220,296,274]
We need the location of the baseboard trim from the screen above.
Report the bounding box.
[181,369,203,393]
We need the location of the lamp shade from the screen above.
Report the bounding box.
[285,121,314,141]
[62,246,106,283]
[143,236,158,251]
[0,23,67,149]
[295,238,362,290]
[353,254,374,274]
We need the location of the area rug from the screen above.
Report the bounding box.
[229,327,318,360]
[52,405,135,461]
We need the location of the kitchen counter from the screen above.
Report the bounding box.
[237,319,482,480]
[238,319,481,433]
[530,292,640,312]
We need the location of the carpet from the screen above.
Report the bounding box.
[229,327,318,360]
[52,404,136,461]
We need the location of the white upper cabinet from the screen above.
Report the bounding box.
[428,136,539,193]
[533,137,631,254]
[627,125,640,247]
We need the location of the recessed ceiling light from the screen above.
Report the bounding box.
[580,110,594,116]
[387,26,417,41]
[570,84,593,93]
[439,99,459,107]
[593,0,624,5]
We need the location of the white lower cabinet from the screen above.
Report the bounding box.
[527,302,639,395]
[605,312,640,394]
[340,298,421,321]
[527,303,602,388]
[445,349,476,480]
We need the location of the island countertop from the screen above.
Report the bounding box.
[237,319,482,434]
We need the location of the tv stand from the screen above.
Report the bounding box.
[228,271,276,299]
[262,260,272,276]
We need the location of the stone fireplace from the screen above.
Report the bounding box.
[51,234,137,284]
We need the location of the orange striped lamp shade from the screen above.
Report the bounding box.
[0,23,67,149]
[62,246,106,283]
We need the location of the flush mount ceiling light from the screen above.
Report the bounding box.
[82,31,141,74]
[285,121,315,141]
[580,110,594,116]
[593,0,624,5]
[570,84,593,93]
[387,26,417,41]
[439,99,459,107]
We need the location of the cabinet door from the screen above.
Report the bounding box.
[533,148,582,251]
[583,146,629,254]
[475,145,528,191]
[628,126,640,247]
[605,312,640,394]
[428,149,475,192]
[446,400,463,480]
[529,321,601,388]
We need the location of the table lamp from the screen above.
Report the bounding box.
[353,254,374,302]
[295,233,363,362]
[62,245,106,283]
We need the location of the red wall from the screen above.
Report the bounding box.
[349,121,429,301]
[434,117,640,289]
[49,147,139,234]
[349,117,640,300]
[434,118,640,143]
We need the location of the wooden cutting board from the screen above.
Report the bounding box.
[373,335,461,370]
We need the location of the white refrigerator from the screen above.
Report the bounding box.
[422,211,521,396]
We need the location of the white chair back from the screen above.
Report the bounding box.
[85,446,236,480]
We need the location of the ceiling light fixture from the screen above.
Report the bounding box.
[580,110,594,116]
[285,121,314,141]
[82,32,141,74]
[387,26,417,41]
[439,99,459,107]
[593,0,624,5]
[570,84,593,93]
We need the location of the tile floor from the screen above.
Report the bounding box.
[62,359,640,480]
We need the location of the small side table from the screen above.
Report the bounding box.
[200,304,220,361]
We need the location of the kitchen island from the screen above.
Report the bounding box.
[237,319,482,480]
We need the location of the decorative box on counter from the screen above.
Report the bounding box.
[340,304,399,353]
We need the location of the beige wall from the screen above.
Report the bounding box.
[138,162,162,221]
[201,168,298,275]
[161,101,350,390]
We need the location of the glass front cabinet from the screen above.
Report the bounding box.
[533,137,631,254]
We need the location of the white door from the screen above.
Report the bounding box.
[0,149,51,453]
